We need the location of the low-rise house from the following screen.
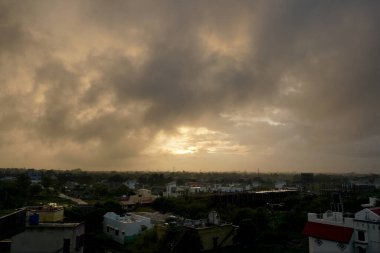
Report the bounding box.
[274,181,287,189]
[8,203,85,253]
[103,212,153,244]
[181,211,238,251]
[165,182,179,197]
[189,186,207,194]
[11,222,85,253]
[211,184,244,193]
[303,207,380,253]
[120,189,158,210]
[220,185,244,193]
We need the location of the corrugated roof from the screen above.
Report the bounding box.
[303,222,353,243]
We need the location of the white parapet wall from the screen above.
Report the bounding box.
[103,212,153,244]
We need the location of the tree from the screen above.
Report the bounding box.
[236,218,257,248]
[16,174,30,191]
[30,184,42,196]
[175,229,202,253]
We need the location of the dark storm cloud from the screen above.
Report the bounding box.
[1,0,380,170]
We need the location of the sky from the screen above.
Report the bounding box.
[1,0,380,173]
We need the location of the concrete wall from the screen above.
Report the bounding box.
[11,223,84,253]
[37,209,64,223]
[353,221,380,253]
[355,209,379,222]
[307,209,380,253]
[309,237,354,253]
[0,209,26,240]
[103,214,153,244]
[308,213,354,228]
[196,225,237,251]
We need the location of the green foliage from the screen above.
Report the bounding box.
[236,218,256,247]
[93,183,109,197]
[109,185,134,196]
[0,174,68,209]
[16,174,30,190]
[128,228,161,253]
[153,197,208,219]
[0,181,25,208]
[41,175,53,188]
[176,229,202,253]
[108,174,125,183]
[30,184,42,196]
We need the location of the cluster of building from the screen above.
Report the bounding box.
[102,210,238,251]
[164,181,263,197]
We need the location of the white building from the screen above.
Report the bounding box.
[11,223,85,253]
[189,186,207,194]
[165,181,178,197]
[303,207,380,253]
[362,197,380,208]
[211,184,244,193]
[274,181,286,189]
[103,212,153,244]
[123,180,137,190]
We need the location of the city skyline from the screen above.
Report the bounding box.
[1,1,380,172]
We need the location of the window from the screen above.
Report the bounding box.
[115,229,119,236]
[107,226,110,232]
[337,243,346,251]
[357,231,365,241]
[314,238,323,246]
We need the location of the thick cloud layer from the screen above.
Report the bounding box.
[1,0,380,172]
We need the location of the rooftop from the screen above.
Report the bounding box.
[369,207,380,216]
[27,203,64,213]
[0,209,24,217]
[26,222,83,228]
[303,221,353,243]
[104,212,150,223]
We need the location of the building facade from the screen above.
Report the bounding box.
[119,189,158,210]
[103,212,153,244]
[0,209,26,241]
[303,207,380,253]
[11,223,85,253]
